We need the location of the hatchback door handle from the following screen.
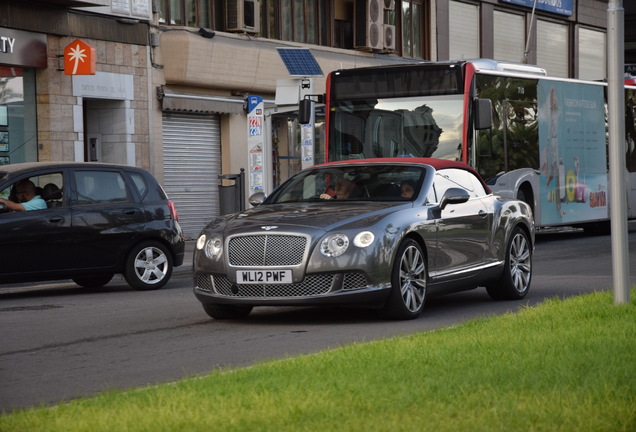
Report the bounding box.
[48,217,64,223]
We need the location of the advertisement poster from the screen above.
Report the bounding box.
[301,123,314,169]
[538,80,607,225]
[247,95,264,194]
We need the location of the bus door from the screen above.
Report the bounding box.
[502,99,539,174]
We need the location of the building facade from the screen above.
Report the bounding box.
[0,0,609,238]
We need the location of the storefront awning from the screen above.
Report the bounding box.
[158,87,245,114]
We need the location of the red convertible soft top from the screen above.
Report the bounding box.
[319,157,492,194]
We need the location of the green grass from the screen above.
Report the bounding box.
[2,289,635,432]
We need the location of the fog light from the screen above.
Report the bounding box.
[196,234,206,250]
[353,231,374,248]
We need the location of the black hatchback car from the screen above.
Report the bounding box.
[0,162,185,290]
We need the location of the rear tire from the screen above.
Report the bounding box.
[202,303,253,320]
[582,221,611,236]
[124,241,173,290]
[380,238,427,320]
[72,274,113,288]
[486,227,532,300]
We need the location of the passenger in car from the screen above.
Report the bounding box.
[320,178,356,200]
[0,180,48,211]
[400,180,416,199]
[42,183,63,207]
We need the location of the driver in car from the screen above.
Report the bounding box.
[0,179,47,211]
[320,177,356,200]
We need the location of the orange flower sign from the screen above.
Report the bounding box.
[64,40,96,75]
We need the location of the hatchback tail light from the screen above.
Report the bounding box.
[168,200,179,221]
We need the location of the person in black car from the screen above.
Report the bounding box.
[0,180,47,211]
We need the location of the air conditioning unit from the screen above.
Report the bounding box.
[226,0,260,34]
[383,0,395,10]
[355,0,383,51]
[383,24,395,51]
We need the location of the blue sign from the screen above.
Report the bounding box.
[247,95,263,114]
[499,0,573,17]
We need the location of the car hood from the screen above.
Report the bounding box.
[206,202,412,236]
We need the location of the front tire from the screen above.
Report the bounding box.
[72,274,113,288]
[380,238,427,320]
[202,303,253,320]
[486,227,532,300]
[124,241,173,290]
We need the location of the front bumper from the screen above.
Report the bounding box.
[193,271,391,307]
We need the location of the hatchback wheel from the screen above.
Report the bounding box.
[124,241,173,290]
[381,238,427,320]
[486,227,532,300]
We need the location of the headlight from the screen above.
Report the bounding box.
[196,234,207,250]
[353,231,375,248]
[320,233,349,257]
[204,236,223,259]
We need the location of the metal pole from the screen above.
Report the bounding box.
[522,0,538,64]
[607,0,631,304]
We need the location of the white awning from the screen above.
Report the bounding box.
[158,87,245,114]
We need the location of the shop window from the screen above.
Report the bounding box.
[537,20,569,78]
[0,68,37,165]
[493,10,525,63]
[578,28,606,81]
[449,0,479,60]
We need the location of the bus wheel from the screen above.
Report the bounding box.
[517,186,534,216]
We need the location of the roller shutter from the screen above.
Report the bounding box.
[163,112,221,240]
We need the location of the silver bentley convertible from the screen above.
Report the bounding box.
[193,158,534,320]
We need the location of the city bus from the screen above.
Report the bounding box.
[312,58,636,231]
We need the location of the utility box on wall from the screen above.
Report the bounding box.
[226,0,260,34]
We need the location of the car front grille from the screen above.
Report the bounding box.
[228,234,308,266]
[195,272,368,298]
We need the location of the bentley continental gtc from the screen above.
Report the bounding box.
[194,158,534,320]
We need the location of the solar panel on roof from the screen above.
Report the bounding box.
[276,48,323,77]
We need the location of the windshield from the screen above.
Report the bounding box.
[265,165,427,204]
[329,94,464,162]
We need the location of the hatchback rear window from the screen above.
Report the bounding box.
[129,172,148,199]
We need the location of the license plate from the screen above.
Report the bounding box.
[236,270,292,284]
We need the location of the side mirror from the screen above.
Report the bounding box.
[439,187,470,210]
[298,99,312,125]
[248,192,266,207]
[0,202,8,214]
[474,98,492,130]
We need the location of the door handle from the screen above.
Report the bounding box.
[47,217,64,223]
[478,210,488,218]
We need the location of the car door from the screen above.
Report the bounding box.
[0,170,72,278]
[69,168,146,271]
[430,168,492,278]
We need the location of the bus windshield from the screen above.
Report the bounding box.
[328,94,464,161]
